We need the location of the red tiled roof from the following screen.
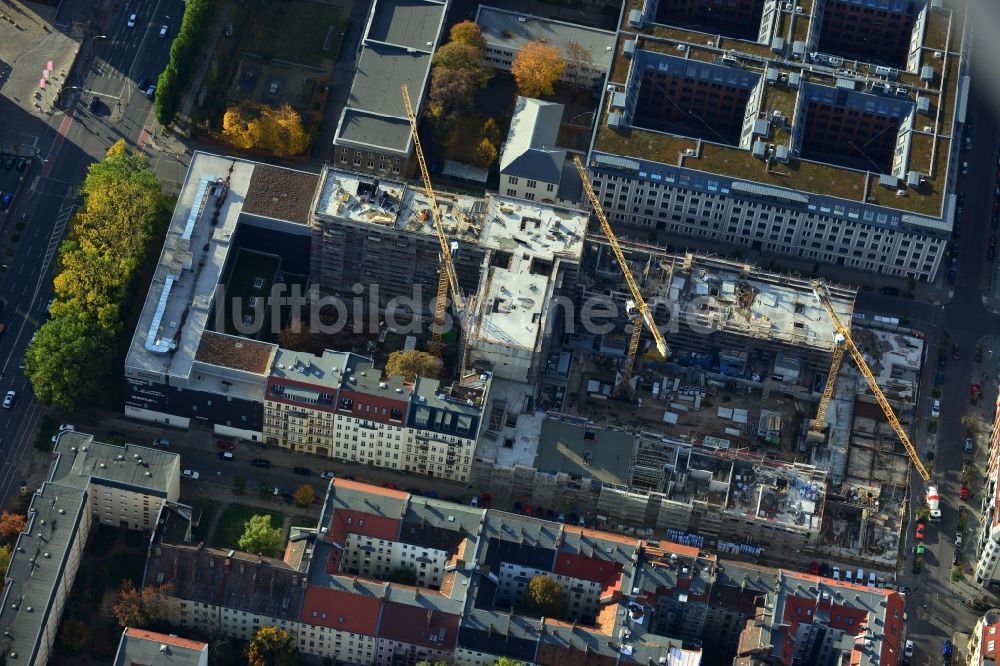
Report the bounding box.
[553,552,623,587]
[329,509,400,545]
[301,587,380,634]
[377,602,459,650]
[124,627,207,651]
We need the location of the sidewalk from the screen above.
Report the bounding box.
[170,0,236,137]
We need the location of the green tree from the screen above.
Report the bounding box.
[385,350,443,381]
[154,64,181,126]
[481,117,502,146]
[449,20,486,51]
[432,42,491,87]
[293,484,315,508]
[526,575,565,617]
[25,317,116,411]
[58,616,89,652]
[427,66,477,121]
[237,514,284,557]
[247,626,298,666]
[415,661,448,666]
[493,659,525,666]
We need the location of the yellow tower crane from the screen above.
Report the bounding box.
[401,84,464,353]
[810,279,931,482]
[573,156,668,393]
[811,344,846,433]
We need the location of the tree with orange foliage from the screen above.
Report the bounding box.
[0,512,26,542]
[512,41,566,98]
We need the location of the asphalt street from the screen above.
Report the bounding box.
[0,0,181,505]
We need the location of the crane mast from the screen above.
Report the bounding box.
[810,279,931,482]
[400,84,464,349]
[573,156,669,363]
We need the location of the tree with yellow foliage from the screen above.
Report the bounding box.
[247,625,298,666]
[222,102,311,156]
[512,41,566,98]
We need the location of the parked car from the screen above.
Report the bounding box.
[136,77,149,91]
[153,438,170,448]
[320,471,336,479]
[251,458,271,468]
[879,286,900,296]
[832,566,841,580]
[470,496,479,508]
[965,438,975,453]
[961,486,970,500]
[904,640,914,658]
[59,424,75,432]
[915,523,926,540]
[2,391,15,409]
[216,439,235,451]
[159,24,168,38]
[868,572,877,587]
[217,451,234,461]
[961,161,968,175]
[809,561,820,575]
[931,399,940,417]
[292,466,311,476]
[955,532,963,547]
[145,84,156,100]
[182,469,199,480]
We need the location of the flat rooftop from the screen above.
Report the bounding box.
[126,153,313,384]
[314,166,587,252]
[594,0,967,225]
[51,432,180,496]
[475,6,616,70]
[474,378,544,469]
[333,0,446,153]
[534,416,636,486]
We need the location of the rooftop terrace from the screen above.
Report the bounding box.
[595,0,967,223]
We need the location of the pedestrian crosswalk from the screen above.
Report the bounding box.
[41,200,74,275]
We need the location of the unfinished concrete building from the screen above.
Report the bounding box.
[308,166,587,384]
[473,415,828,556]
[577,242,856,387]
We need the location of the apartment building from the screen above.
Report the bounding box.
[475,6,616,89]
[332,0,448,176]
[967,609,1000,666]
[113,628,208,666]
[588,0,970,281]
[973,388,1000,585]
[124,152,314,439]
[263,348,490,482]
[309,165,587,383]
[578,243,857,381]
[146,477,906,665]
[0,432,181,664]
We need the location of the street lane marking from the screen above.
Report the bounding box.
[40,110,75,179]
[136,126,151,154]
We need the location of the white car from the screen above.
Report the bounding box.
[2,391,14,409]
[956,532,963,547]
[127,13,137,28]
[59,423,75,432]
[181,469,200,480]
[904,640,914,657]
[320,471,336,479]
[159,24,168,38]
[931,399,940,418]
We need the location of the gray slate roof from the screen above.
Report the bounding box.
[334,0,447,154]
[500,97,566,183]
[475,6,616,71]
[113,628,208,665]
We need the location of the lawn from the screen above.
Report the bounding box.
[248,0,347,67]
[34,415,59,451]
[212,503,284,550]
[217,248,280,337]
[192,500,217,542]
[445,114,490,165]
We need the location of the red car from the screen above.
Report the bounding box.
[960,486,970,500]
[915,523,926,540]
[809,561,820,575]
[216,439,235,451]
